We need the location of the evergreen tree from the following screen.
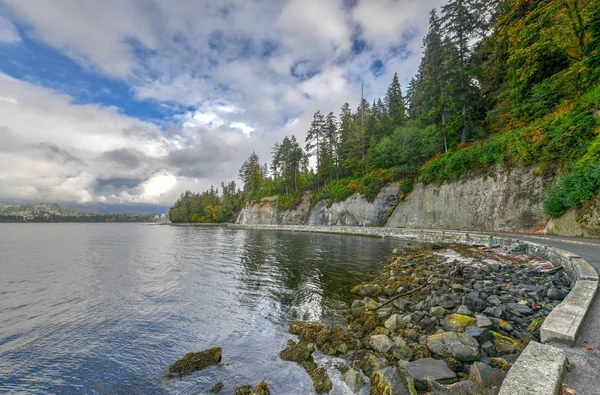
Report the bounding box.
[305,111,325,188]
[238,151,263,195]
[442,0,482,144]
[386,72,407,128]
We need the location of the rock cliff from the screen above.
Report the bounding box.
[385,165,552,232]
[235,164,600,237]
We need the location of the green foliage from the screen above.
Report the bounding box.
[544,160,600,218]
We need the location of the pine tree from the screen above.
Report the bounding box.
[442,0,481,144]
[386,72,407,128]
[305,111,325,188]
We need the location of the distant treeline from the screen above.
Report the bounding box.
[0,214,154,223]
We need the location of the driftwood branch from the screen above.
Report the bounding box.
[371,276,433,311]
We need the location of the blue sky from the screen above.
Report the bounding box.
[0,0,446,208]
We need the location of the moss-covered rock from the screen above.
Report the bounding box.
[370,367,410,395]
[289,321,325,342]
[168,347,222,377]
[444,314,477,329]
[250,381,270,395]
[490,331,525,354]
[308,367,333,394]
[209,381,223,393]
[233,385,252,395]
[280,340,315,363]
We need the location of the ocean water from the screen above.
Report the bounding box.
[0,223,406,394]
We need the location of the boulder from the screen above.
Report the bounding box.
[429,380,484,394]
[464,294,487,313]
[308,367,332,394]
[506,303,533,316]
[470,362,506,390]
[369,334,394,353]
[427,332,480,361]
[405,358,457,391]
[168,347,222,377]
[279,340,315,363]
[392,337,414,361]
[209,381,224,393]
[384,314,406,331]
[351,300,367,316]
[358,353,388,376]
[351,283,382,297]
[444,314,476,329]
[456,305,473,316]
[342,367,366,393]
[465,326,492,344]
[289,321,325,342]
[430,306,447,317]
[475,314,493,329]
[233,385,253,395]
[370,367,411,395]
[491,331,524,354]
[250,381,270,395]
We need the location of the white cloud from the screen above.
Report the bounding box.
[0,13,20,43]
[0,0,446,207]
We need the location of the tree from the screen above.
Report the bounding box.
[442,0,483,144]
[305,111,325,188]
[324,112,339,182]
[386,72,407,128]
[238,151,263,195]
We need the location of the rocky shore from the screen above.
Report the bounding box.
[280,243,572,394]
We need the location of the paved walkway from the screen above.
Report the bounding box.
[487,233,600,395]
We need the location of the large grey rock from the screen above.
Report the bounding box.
[370,367,410,395]
[405,358,457,391]
[369,334,394,353]
[427,332,480,361]
[429,380,484,394]
[352,283,382,297]
[506,303,533,316]
[384,314,406,331]
[342,367,366,393]
[465,326,492,344]
[351,300,367,316]
[470,362,506,390]
[475,314,493,329]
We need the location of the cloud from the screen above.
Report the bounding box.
[0,14,20,43]
[0,0,446,208]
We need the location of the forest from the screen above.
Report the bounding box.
[170,0,600,224]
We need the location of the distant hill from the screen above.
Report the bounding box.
[0,203,158,223]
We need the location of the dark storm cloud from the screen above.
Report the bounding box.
[102,148,144,169]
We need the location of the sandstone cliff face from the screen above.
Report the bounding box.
[307,183,400,226]
[385,165,553,232]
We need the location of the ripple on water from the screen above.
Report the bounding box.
[0,223,405,394]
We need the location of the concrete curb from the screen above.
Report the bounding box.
[497,341,567,395]
[229,224,599,394]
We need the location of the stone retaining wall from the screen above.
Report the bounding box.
[229,224,599,394]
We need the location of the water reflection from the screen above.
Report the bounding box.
[0,224,406,394]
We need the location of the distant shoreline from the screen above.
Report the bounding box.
[169,222,229,227]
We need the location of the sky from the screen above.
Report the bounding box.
[0,0,446,210]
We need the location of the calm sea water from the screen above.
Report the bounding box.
[0,223,406,394]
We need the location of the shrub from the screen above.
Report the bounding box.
[543,160,600,218]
